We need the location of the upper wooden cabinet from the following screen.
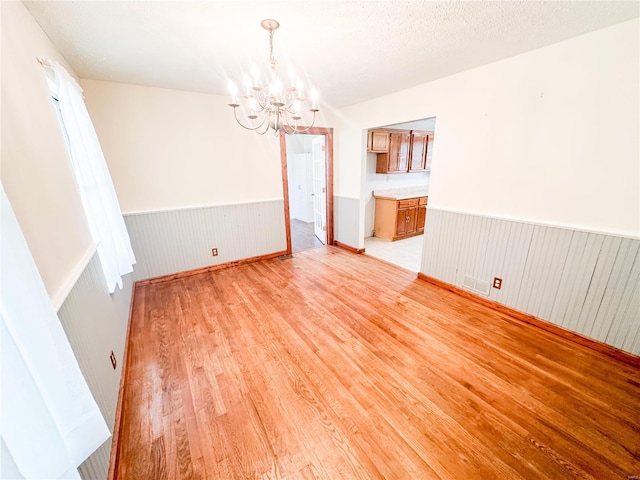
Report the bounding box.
[425,133,434,171]
[371,129,434,174]
[382,131,411,173]
[409,131,428,172]
[368,130,390,153]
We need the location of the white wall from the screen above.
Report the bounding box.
[335,19,640,239]
[81,79,283,213]
[82,79,336,215]
[287,154,314,222]
[1,0,94,302]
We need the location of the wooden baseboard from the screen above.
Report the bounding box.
[334,241,365,254]
[108,281,137,480]
[136,250,288,286]
[417,273,640,368]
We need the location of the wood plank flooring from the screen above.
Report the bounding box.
[115,246,640,479]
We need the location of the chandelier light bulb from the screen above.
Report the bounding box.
[292,100,301,120]
[288,67,297,90]
[248,96,258,119]
[251,64,261,90]
[227,19,319,135]
[296,78,305,101]
[228,81,239,106]
[243,74,253,97]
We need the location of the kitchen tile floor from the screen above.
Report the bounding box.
[364,234,424,272]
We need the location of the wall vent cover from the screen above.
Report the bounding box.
[463,275,491,296]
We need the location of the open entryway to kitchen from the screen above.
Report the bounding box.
[363,117,435,272]
[281,128,334,254]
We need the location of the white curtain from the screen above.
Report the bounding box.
[1,185,110,479]
[42,59,135,293]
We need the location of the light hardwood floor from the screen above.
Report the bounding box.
[114,247,640,479]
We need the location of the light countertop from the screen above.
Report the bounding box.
[373,186,429,200]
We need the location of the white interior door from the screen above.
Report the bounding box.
[311,136,327,244]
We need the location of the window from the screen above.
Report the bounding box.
[42,59,135,293]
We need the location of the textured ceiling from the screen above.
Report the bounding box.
[23,1,640,108]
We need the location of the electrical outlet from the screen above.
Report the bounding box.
[212,248,218,256]
[493,277,503,290]
[109,350,117,370]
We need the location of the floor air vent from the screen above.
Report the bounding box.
[463,275,491,296]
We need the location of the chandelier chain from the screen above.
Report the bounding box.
[269,29,275,65]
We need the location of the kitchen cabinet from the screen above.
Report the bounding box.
[417,196,427,232]
[374,196,428,241]
[409,131,428,172]
[376,130,411,173]
[425,133,434,171]
[395,198,418,237]
[368,130,390,153]
[372,129,434,174]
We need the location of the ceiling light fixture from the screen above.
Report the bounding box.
[228,19,319,136]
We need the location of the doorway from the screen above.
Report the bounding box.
[362,117,435,272]
[280,128,334,255]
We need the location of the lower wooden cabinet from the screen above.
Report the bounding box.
[374,196,427,241]
[417,196,427,232]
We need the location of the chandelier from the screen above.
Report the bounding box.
[228,19,319,136]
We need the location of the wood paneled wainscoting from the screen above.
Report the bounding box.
[112,247,640,479]
[421,208,640,355]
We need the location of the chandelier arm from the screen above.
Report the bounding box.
[256,115,273,135]
[250,101,268,114]
[282,109,317,134]
[253,91,268,110]
[281,109,298,132]
[254,121,271,136]
[232,107,269,132]
[282,90,295,107]
[283,102,301,115]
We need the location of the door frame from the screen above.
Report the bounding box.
[280,127,334,255]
